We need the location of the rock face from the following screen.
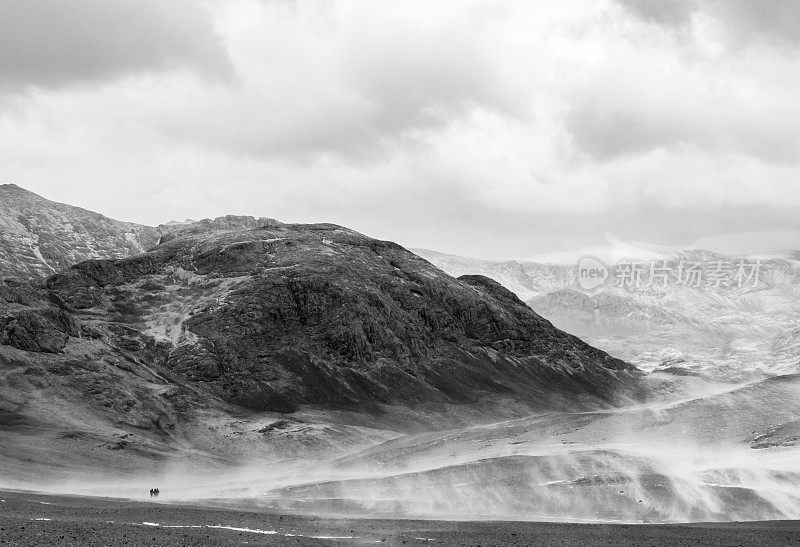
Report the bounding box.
[4,222,639,418]
[0,183,276,281]
[0,184,161,280]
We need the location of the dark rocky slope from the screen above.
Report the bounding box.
[3,222,640,422]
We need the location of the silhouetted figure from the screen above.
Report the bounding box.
[149,489,154,498]
[154,488,159,498]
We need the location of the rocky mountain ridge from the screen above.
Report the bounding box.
[0,183,275,281]
[4,223,637,414]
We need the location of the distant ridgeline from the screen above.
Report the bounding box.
[0,183,276,281]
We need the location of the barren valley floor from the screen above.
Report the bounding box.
[3,490,800,546]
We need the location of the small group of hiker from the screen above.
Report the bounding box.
[149,488,160,498]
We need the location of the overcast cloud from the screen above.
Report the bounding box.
[2,0,799,258]
[0,0,232,90]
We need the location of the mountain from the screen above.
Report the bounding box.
[6,187,799,523]
[417,247,800,379]
[410,249,575,301]
[0,183,275,281]
[0,184,161,280]
[0,219,642,482]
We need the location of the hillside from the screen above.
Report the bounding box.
[0,221,642,482]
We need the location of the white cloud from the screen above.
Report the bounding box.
[0,0,232,90]
[1,0,799,258]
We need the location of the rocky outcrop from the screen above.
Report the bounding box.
[0,279,79,353]
[0,308,75,353]
[156,215,280,243]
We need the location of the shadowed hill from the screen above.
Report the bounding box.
[2,223,639,427]
[0,187,644,478]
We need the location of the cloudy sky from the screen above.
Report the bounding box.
[2,0,800,258]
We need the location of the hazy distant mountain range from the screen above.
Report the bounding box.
[414,247,800,379]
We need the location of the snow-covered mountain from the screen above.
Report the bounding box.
[415,246,800,379]
[410,248,576,302]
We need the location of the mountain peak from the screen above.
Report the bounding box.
[0,186,287,281]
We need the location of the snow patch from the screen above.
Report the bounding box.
[142,522,357,540]
[206,525,278,535]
